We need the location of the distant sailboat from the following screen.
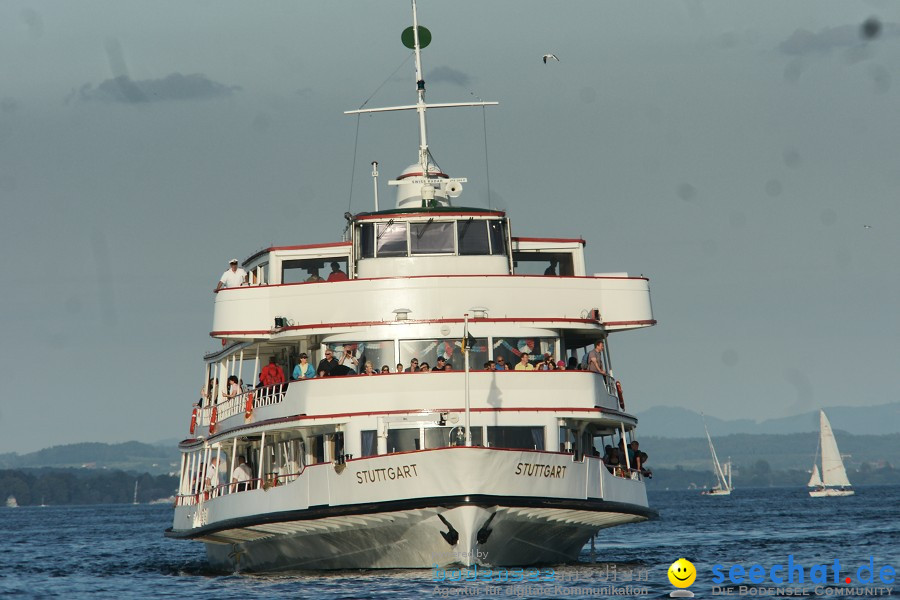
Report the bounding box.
[6,495,18,508]
[701,421,732,495]
[809,410,854,497]
[133,480,139,505]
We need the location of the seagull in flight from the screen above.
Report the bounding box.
[863,224,872,229]
[542,54,559,64]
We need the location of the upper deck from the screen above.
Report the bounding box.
[213,208,654,340]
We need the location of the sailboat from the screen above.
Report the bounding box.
[808,410,854,497]
[133,480,139,505]
[701,421,732,495]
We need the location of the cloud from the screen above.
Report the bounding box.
[20,9,43,39]
[73,73,241,104]
[426,66,471,87]
[778,22,900,55]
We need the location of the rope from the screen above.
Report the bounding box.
[346,53,414,212]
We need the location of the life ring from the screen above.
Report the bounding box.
[244,393,254,419]
[616,381,625,410]
[209,406,218,435]
[189,407,198,435]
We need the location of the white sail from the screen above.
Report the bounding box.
[704,422,731,492]
[807,464,822,487]
[819,410,852,487]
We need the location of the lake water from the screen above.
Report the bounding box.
[2,486,898,599]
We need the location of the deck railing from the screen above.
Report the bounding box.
[175,466,306,507]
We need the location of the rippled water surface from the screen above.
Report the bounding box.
[2,487,898,599]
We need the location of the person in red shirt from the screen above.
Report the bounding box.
[260,356,285,387]
[326,262,349,281]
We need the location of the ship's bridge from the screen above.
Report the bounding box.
[219,208,653,342]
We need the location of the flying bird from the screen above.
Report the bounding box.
[542,54,559,64]
[863,225,872,229]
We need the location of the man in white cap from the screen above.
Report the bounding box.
[215,259,247,292]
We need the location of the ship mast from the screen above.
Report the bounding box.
[411,0,430,176]
[343,0,498,209]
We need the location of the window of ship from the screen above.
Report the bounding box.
[425,426,484,448]
[410,221,454,255]
[512,251,574,276]
[282,257,348,284]
[488,220,507,256]
[359,223,375,258]
[326,341,395,373]
[360,430,377,457]
[387,428,419,453]
[486,426,545,450]
[376,221,408,256]
[491,337,559,367]
[458,219,490,255]
[399,338,487,371]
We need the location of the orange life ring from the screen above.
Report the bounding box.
[244,393,254,419]
[189,408,198,435]
[616,381,625,410]
[209,406,218,435]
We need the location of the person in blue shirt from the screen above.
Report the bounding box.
[292,353,315,380]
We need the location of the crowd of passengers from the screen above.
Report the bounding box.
[198,340,611,407]
[592,439,652,479]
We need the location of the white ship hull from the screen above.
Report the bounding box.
[809,488,854,498]
[168,447,652,572]
[701,488,731,496]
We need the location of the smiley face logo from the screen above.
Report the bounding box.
[668,558,696,588]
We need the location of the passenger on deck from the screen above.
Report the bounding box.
[604,445,620,473]
[494,356,507,371]
[231,456,253,492]
[396,363,404,373]
[306,268,324,282]
[557,360,566,370]
[222,375,241,400]
[291,353,315,380]
[338,346,359,373]
[514,352,534,371]
[587,340,607,377]
[326,262,349,281]
[544,259,558,276]
[434,357,448,371]
[566,357,578,371]
[316,349,339,377]
[484,361,495,370]
[261,356,285,387]
[405,359,419,372]
[200,378,218,407]
[631,441,651,477]
[215,259,247,292]
[205,457,223,494]
[419,362,431,372]
[381,365,391,374]
[362,361,377,375]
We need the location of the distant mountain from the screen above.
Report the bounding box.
[634,402,900,438]
[0,441,180,475]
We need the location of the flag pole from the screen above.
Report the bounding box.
[464,312,472,446]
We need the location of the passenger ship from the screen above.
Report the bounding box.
[166,1,657,572]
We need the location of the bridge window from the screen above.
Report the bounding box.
[411,221,454,254]
[359,223,375,258]
[458,219,490,255]
[488,220,507,256]
[376,222,408,257]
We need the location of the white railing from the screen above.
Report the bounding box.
[175,465,306,507]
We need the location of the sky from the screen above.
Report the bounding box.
[1,1,899,454]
